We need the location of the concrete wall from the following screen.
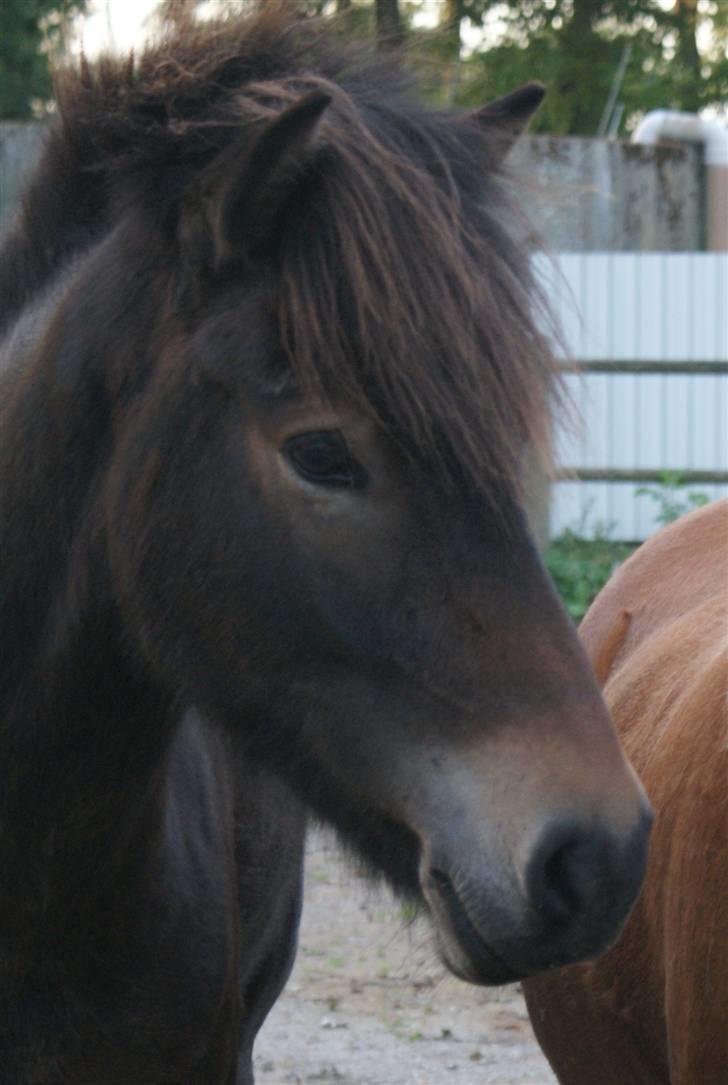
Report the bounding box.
[0,123,43,224]
[511,136,704,252]
[0,123,708,251]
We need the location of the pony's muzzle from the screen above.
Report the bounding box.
[419,796,652,986]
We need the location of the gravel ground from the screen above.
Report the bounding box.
[254,831,558,1085]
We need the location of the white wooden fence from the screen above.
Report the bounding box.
[544,253,728,540]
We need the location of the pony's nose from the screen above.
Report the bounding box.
[525,810,652,928]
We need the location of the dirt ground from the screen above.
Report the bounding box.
[254,830,557,1085]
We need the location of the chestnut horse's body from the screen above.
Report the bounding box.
[525,499,728,1085]
[0,11,649,1084]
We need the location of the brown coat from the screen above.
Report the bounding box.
[524,499,728,1085]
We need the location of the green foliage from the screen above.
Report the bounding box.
[545,522,634,622]
[547,479,712,621]
[61,0,726,135]
[636,471,710,527]
[455,0,728,134]
[0,0,87,119]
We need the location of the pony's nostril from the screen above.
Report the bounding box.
[429,867,452,893]
[526,822,607,926]
[538,838,585,922]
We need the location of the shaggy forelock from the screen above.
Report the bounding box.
[270,77,562,497]
[13,5,564,501]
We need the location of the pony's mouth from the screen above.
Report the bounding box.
[424,868,520,986]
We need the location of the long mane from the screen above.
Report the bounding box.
[0,7,563,500]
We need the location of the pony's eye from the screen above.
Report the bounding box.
[284,430,367,489]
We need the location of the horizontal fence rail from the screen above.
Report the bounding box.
[562,360,728,375]
[556,468,728,484]
[544,252,728,541]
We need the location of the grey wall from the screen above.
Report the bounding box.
[0,123,43,224]
[0,123,707,251]
[511,136,704,252]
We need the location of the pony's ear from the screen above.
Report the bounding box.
[472,83,545,161]
[179,90,331,272]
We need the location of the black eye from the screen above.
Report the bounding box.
[284,430,368,489]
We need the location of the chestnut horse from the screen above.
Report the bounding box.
[0,10,649,1084]
[525,499,728,1085]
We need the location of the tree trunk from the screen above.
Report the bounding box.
[158,0,199,27]
[442,0,464,104]
[558,0,604,133]
[375,0,403,48]
[673,0,702,112]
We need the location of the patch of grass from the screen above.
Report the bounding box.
[545,526,634,622]
[546,481,712,622]
[398,901,418,924]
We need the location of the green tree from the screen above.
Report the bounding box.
[375,0,404,46]
[453,0,727,134]
[160,0,403,48]
[0,0,87,119]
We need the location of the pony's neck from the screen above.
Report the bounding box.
[0,236,177,929]
[0,592,176,927]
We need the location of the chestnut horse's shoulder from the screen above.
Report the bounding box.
[605,592,726,769]
[580,499,728,685]
[526,503,728,1085]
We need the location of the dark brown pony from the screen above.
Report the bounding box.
[0,10,650,1084]
[525,499,728,1085]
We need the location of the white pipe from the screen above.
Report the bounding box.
[632,109,728,166]
[632,110,728,249]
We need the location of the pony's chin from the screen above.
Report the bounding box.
[423,875,521,986]
[433,916,521,987]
